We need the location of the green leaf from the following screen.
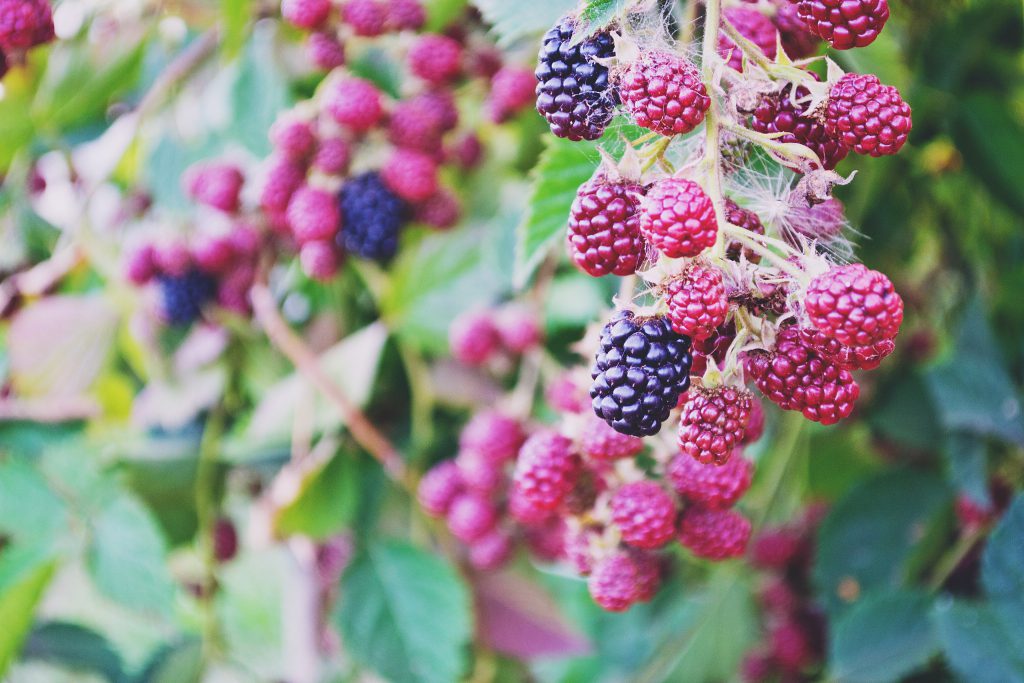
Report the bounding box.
[829,590,938,683]
[470,0,576,46]
[0,86,35,170]
[0,456,68,546]
[942,432,990,507]
[424,0,469,32]
[814,470,951,616]
[228,23,291,155]
[22,622,124,682]
[348,47,403,100]
[934,601,1024,683]
[135,639,203,683]
[576,0,629,37]
[952,93,1024,215]
[221,0,252,57]
[272,450,361,539]
[981,495,1024,635]
[335,541,472,683]
[0,544,58,678]
[86,495,175,616]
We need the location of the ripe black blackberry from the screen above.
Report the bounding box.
[591,310,692,437]
[158,269,216,326]
[337,172,409,262]
[534,17,617,142]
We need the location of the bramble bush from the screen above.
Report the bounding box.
[0,0,1022,682]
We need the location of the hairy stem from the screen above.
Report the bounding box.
[700,0,728,259]
[723,225,806,280]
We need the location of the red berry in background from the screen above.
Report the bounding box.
[388,95,448,154]
[342,0,387,36]
[191,234,235,274]
[743,398,765,444]
[183,162,245,213]
[281,0,331,29]
[270,115,316,160]
[487,66,537,122]
[415,190,461,229]
[668,452,753,510]
[758,576,799,614]
[154,242,191,277]
[381,148,438,202]
[0,0,55,51]
[678,386,753,466]
[495,305,542,354]
[449,133,483,169]
[213,517,238,563]
[615,50,710,137]
[724,198,766,263]
[750,526,804,570]
[325,76,384,133]
[299,240,340,281]
[580,413,644,462]
[773,1,821,58]
[287,185,340,244]
[306,31,345,70]
[752,83,850,170]
[459,411,525,465]
[522,515,566,561]
[824,73,912,156]
[769,618,814,671]
[417,460,464,516]
[678,507,752,560]
[663,263,729,341]
[311,137,351,176]
[718,8,778,71]
[447,493,499,542]
[740,650,776,683]
[511,430,581,514]
[588,550,661,612]
[567,174,646,277]
[610,481,678,550]
[408,34,462,84]
[455,450,503,494]
[259,155,306,214]
[640,178,717,258]
[786,196,846,242]
[468,530,514,571]
[387,0,425,31]
[794,0,889,50]
[547,372,589,414]
[744,325,860,425]
[449,310,500,366]
[805,263,903,347]
[125,244,157,285]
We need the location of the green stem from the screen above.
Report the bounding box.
[640,137,672,172]
[700,0,728,259]
[753,411,808,530]
[927,526,989,592]
[723,225,806,280]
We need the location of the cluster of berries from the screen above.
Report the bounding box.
[0,0,55,79]
[448,304,543,367]
[742,506,829,682]
[269,0,536,279]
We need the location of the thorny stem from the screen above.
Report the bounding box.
[700,0,728,260]
[719,17,808,83]
[641,136,672,172]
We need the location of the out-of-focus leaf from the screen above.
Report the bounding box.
[934,601,1024,683]
[86,495,175,616]
[348,47,403,100]
[807,427,879,500]
[576,0,629,37]
[335,540,471,683]
[470,0,576,46]
[228,23,291,155]
[942,431,990,507]
[217,547,286,677]
[120,446,205,547]
[424,0,469,32]
[981,495,1024,637]
[0,544,58,678]
[926,298,1024,445]
[869,372,943,451]
[814,470,950,616]
[952,93,1024,216]
[544,273,609,331]
[828,590,938,683]
[0,456,68,546]
[271,449,360,539]
[21,622,124,682]
[135,639,203,683]
[221,0,252,57]
[0,85,35,170]
[474,571,590,659]
[7,294,118,399]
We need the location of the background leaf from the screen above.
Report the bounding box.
[0,544,58,678]
[21,622,124,682]
[980,495,1024,637]
[934,601,1024,683]
[470,0,576,46]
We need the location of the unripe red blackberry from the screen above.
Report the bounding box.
[523,515,566,561]
[741,651,776,683]
[381,149,439,202]
[311,137,351,176]
[511,430,581,514]
[773,1,821,58]
[769,618,814,671]
[750,527,803,569]
[580,413,644,462]
[342,0,387,36]
[459,411,525,465]
[640,178,717,258]
[610,481,677,550]
[281,0,331,29]
[125,244,157,285]
[417,460,464,516]
[259,156,305,217]
[794,0,889,50]
[0,0,55,51]
[154,242,192,277]
[663,263,729,341]
[798,325,895,371]
[447,493,499,542]
[183,162,245,214]
[387,0,425,30]
[744,325,860,425]
[678,386,753,466]
[217,264,256,313]
[408,34,463,84]
[287,185,341,244]
[325,76,384,133]
[487,66,537,122]
[805,263,903,347]
[718,8,778,71]
[191,234,235,274]
[534,18,617,141]
[724,198,766,263]
[824,73,912,156]
[678,507,751,560]
[455,450,503,494]
[786,196,846,242]
[590,310,693,437]
[468,530,514,571]
[213,518,239,563]
[449,133,482,169]
[299,240,341,281]
[495,305,542,354]
[567,174,646,277]
[743,397,765,444]
[389,95,449,154]
[758,576,799,614]
[306,31,345,71]
[547,372,589,414]
[614,50,710,137]
[588,550,661,612]
[668,452,753,509]
[415,190,461,230]
[449,310,500,366]
[564,524,599,575]
[752,83,850,170]
[270,115,316,161]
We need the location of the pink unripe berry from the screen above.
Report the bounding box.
[447,492,499,542]
[306,31,345,71]
[381,149,439,202]
[325,77,384,133]
[610,481,677,550]
[449,309,500,366]
[281,0,331,29]
[408,34,462,84]
[287,185,341,244]
[417,460,463,517]
[299,240,340,281]
[269,115,317,160]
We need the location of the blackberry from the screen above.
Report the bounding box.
[534,17,617,141]
[158,269,217,326]
[337,172,409,261]
[590,310,692,437]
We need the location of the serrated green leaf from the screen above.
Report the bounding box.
[934,601,1024,683]
[335,541,472,683]
[981,495,1024,637]
[470,0,576,46]
[22,622,124,683]
[576,0,629,37]
[0,544,58,678]
[829,590,938,683]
